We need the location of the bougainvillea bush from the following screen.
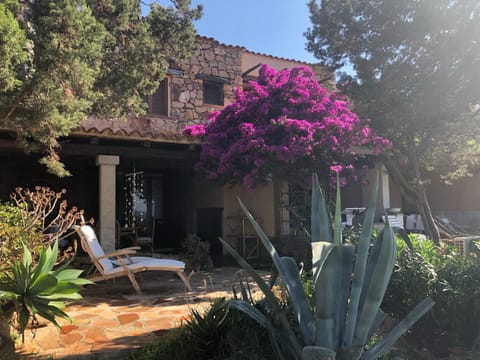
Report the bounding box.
[184,65,389,189]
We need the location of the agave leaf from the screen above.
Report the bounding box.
[29,274,58,295]
[220,237,281,310]
[238,198,284,267]
[343,175,379,347]
[311,173,332,243]
[13,263,28,294]
[337,243,355,347]
[362,298,435,360]
[332,178,344,347]
[220,237,302,358]
[49,281,82,294]
[18,305,30,336]
[280,256,315,345]
[53,269,85,281]
[40,292,83,302]
[238,198,315,340]
[65,277,94,286]
[0,290,17,301]
[229,299,269,328]
[32,300,70,326]
[312,242,336,286]
[229,300,292,360]
[32,241,58,285]
[333,175,342,247]
[353,220,396,347]
[315,245,338,348]
[44,300,68,310]
[22,244,32,269]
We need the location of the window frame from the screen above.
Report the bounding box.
[146,78,169,116]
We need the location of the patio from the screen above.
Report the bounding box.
[16,266,264,359]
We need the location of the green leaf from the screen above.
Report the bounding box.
[229,299,269,328]
[0,290,17,301]
[314,245,338,348]
[280,256,315,345]
[22,243,32,269]
[343,174,379,347]
[219,237,302,358]
[311,173,332,243]
[18,305,31,337]
[29,273,58,296]
[53,269,84,281]
[337,243,355,347]
[353,220,396,347]
[238,197,315,343]
[362,298,435,360]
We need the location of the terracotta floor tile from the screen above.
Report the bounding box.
[117,313,140,325]
[60,331,82,345]
[91,319,119,328]
[17,267,268,359]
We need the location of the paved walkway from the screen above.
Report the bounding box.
[16,266,259,359]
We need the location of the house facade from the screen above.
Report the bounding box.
[2,36,474,260]
[0,37,333,263]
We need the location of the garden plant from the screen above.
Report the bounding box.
[220,174,434,360]
[0,241,92,360]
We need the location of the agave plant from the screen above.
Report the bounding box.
[220,174,434,360]
[0,240,92,358]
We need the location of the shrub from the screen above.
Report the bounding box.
[127,298,273,360]
[384,235,480,353]
[181,234,213,271]
[0,186,84,271]
[0,203,42,269]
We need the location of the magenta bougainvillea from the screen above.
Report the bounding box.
[184,65,389,189]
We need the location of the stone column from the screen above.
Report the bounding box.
[381,164,391,210]
[96,155,119,252]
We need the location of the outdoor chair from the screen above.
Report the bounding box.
[75,224,192,294]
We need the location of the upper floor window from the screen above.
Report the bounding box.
[146,78,168,116]
[203,80,224,106]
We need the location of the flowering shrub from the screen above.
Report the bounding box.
[184,65,389,189]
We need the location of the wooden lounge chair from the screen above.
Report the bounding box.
[75,224,192,294]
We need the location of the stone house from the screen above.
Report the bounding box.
[1,36,475,262]
[0,36,334,264]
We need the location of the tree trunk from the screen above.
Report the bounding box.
[415,186,440,244]
[382,156,440,244]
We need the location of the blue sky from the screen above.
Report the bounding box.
[150,0,317,63]
[191,0,316,63]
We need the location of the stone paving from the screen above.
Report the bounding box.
[16,266,258,359]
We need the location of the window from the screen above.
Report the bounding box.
[146,79,168,116]
[203,80,224,105]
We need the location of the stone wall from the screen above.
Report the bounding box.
[172,37,243,128]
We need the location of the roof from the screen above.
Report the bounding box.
[74,116,198,144]
[196,35,315,66]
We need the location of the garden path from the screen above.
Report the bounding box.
[17,266,265,359]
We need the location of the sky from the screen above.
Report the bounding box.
[157,0,318,63]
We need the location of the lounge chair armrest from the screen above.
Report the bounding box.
[97,248,137,260]
[121,246,141,251]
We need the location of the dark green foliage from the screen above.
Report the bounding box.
[306,0,480,241]
[1,0,202,176]
[127,298,274,360]
[181,234,213,271]
[384,236,480,352]
[0,203,43,269]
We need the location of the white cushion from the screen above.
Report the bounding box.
[80,225,114,272]
[112,256,185,270]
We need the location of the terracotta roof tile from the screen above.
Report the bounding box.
[74,116,198,144]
